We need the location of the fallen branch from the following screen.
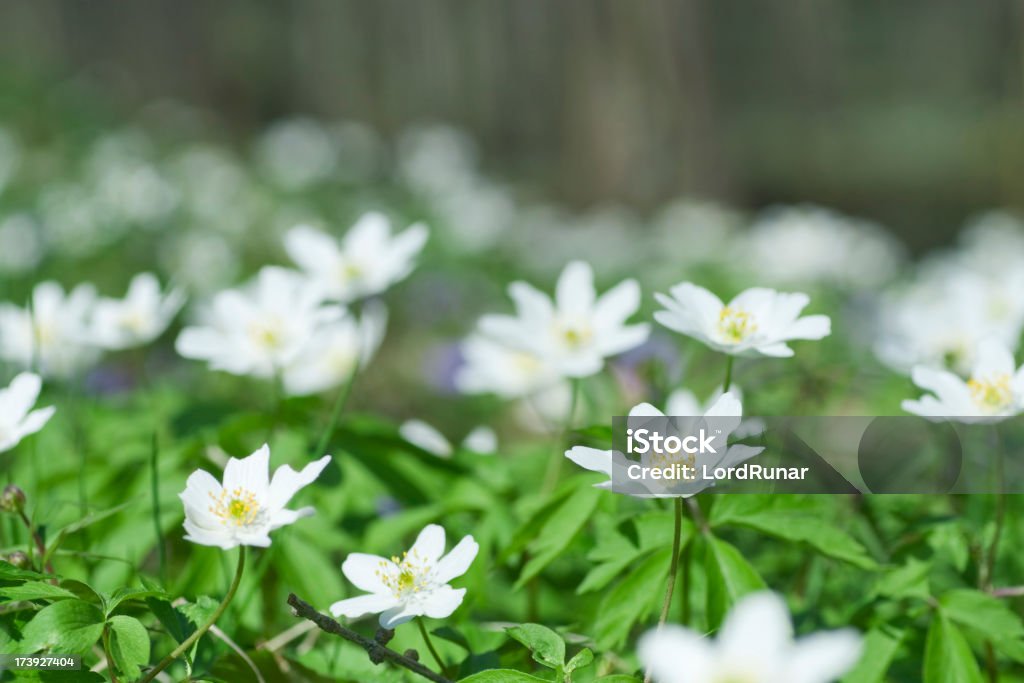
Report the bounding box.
[286,593,453,683]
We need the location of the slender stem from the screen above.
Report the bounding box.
[992,586,1024,598]
[645,498,684,683]
[980,427,1004,683]
[286,594,453,683]
[140,547,246,683]
[722,355,735,393]
[103,626,120,683]
[17,510,53,577]
[417,618,448,678]
[149,433,167,585]
[314,368,359,458]
[542,378,580,494]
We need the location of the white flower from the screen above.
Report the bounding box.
[0,281,99,378]
[741,206,903,290]
[455,334,562,399]
[282,302,387,396]
[565,392,760,498]
[90,273,185,350]
[399,420,497,458]
[284,213,428,302]
[479,260,650,378]
[639,592,861,683]
[655,283,830,357]
[665,385,742,417]
[179,444,331,549]
[0,373,55,453]
[176,266,341,379]
[330,523,479,628]
[902,339,1024,421]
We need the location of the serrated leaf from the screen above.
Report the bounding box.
[20,599,104,654]
[506,623,565,670]
[104,586,169,616]
[515,486,601,589]
[923,614,984,683]
[710,496,877,569]
[107,615,151,680]
[0,561,48,582]
[874,559,931,601]
[0,582,77,602]
[457,671,550,682]
[595,548,672,648]
[842,624,904,683]
[705,536,765,631]
[939,589,1024,641]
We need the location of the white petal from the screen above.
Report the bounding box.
[462,426,497,454]
[265,455,331,511]
[342,553,394,594]
[400,420,453,457]
[717,592,793,670]
[507,282,554,322]
[756,342,795,358]
[223,444,271,499]
[379,603,421,629]
[269,506,315,530]
[784,630,863,683]
[1,373,42,421]
[175,327,226,361]
[556,261,596,316]
[565,446,614,476]
[433,535,479,584]
[593,278,641,325]
[409,524,446,565]
[973,338,1017,378]
[420,585,467,619]
[329,593,400,619]
[182,524,236,550]
[665,390,701,416]
[783,314,831,341]
[17,406,56,437]
[285,225,341,274]
[638,625,714,683]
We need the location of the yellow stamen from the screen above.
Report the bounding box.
[208,487,260,527]
[718,307,757,343]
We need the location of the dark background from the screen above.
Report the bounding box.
[1,0,1022,251]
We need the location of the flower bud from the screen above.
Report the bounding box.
[0,485,26,513]
[4,551,30,569]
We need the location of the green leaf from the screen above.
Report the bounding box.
[923,614,984,683]
[842,624,904,683]
[565,647,594,673]
[458,671,550,683]
[20,599,105,654]
[0,582,77,602]
[107,615,151,680]
[506,623,565,670]
[710,496,877,569]
[939,589,1024,641]
[595,548,672,648]
[104,586,169,616]
[595,677,642,683]
[705,536,765,631]
[874,559,931,601]
[0,561,48,582]
[515,486,601,589]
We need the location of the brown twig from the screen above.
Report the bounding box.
[286,594,453,683]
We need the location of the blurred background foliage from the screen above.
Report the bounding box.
[0,0,1023,252]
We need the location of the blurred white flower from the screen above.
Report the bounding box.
[455,335,561,399]
[399,420,497,458]
[330,523,479,628]
[0,373,55,453]
[903,339,1024,421]
[284,213,428,302]
[179,443,331,549]
[655,283,830,358]
[396,124,479,195]
[639,592,861,683]
[665,385,741,416]
[741,206,903,290]
[161,231,241,294]
[0,281,99,378]
[255,118,338,190]
[91,273,185,350]
[565,392,760,498]
[0,213,44,275]
[479,260,650,378]
[176,266,341,378]
[875,271,1024,375]
[650,199,743,269]
[282,302,387,396]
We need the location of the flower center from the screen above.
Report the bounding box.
[556,321,593,350]
[968,374,1013,412]
[376,549,432,598]
[718,307,757,343]
[208,487,260,527]
[249,320,284,350]
[339,261,363,283]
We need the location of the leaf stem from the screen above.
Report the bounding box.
[645,497,684,683]
[417,618,449,678]
[140,546,246,683]
[102,625,120,683]
[542,378,580,495]
[149,432,167,586]
[722,355,735,393]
